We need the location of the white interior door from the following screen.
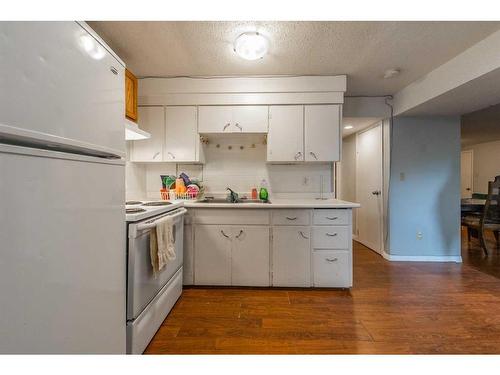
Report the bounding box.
[461,150,473,198]
[356,124,383,254]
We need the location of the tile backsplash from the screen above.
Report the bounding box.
[126,135,334,200]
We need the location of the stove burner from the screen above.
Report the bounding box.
[126,201,143,205]
[142,201,172,206]
[126,207,146,214]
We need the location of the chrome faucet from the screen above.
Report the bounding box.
[226,187,240,203]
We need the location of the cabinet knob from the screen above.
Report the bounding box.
[326,216,338,220]
[223,123,231,131]
[309,151,318,160]
[299,231,309,239]
[167,152,176,159]
[294,151,302,160]
[325,258,338,263]
[234,123,242,131]
[235,230,244,239]
[286,217,298,220]
[326,233,338,237]
[220,230,230,238]
[152,152,160,159]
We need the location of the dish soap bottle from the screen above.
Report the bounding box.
[259,179,269,201]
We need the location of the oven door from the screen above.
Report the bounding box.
[127,208,185,321]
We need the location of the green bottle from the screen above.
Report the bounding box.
[259,179,269,201]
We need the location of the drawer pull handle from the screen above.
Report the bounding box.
[234,123,243,131]
[326,233,338,237]
[235,230,244,239]
[326,216,338,220]
[223,123,231,131]
[167,152,176,159]
[326,258,338,263]
[286,216,298,220]
[299,231,309,239]
[220,230,230,238]
[152,151,160,159]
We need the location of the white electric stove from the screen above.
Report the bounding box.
[125,199,186,354]
[125,200,184,222]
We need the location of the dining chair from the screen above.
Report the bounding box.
[462,175,500,256]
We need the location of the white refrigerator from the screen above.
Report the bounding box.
[0,22,127,353]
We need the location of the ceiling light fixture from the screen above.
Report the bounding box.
[383,68,400,79]
[233,32,268,61]
[344,125,353,130]
[79,35,106,60]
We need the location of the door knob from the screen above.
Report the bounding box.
[371,190,381,195]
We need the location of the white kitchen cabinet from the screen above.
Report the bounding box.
[194,225,232,285]
[131,106,164,162]
[164,106,200,162]
[198,106,268,133]
[183,221,194,285]
[272,226,311,287]
[267,106,304,162]
[304,105,341,162]
[232,226,270,286]
[313,250,351,287]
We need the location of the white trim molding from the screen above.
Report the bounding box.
[382,251,462,263]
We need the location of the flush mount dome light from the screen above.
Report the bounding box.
[344,125,353,130]
[234,32,268,60]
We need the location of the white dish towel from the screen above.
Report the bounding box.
[150,215,176,277]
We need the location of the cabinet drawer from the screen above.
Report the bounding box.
[194,209,270,225]
[313,250,351,287]
[272,209,311,226]
[313,209,350,225]
[312,226,350,249]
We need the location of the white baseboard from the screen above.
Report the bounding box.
[381,251,462,263]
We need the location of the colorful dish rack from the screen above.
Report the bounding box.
[160,189,203,201]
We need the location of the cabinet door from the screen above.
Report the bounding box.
[232,226,270,286]
[198,106,232,133]
[125,69,138,121]
[194,225,232,285]
[231,106,268,133]
[183,223,194,285]
[305,105,340,161]
[267,106,304,162]
[272,226,311,287]
[165,106,198,162]
[131,107,164,162]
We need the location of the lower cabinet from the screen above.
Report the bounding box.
[194,225,232,285]
[232,226,270,286]
[272,226,311,287]
[312,250,351,287]
[194,224,270,286]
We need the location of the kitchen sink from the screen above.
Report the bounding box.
[199,198,271,204]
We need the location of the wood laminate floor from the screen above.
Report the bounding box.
[145,235,500,354]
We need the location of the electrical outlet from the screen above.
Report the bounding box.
[416,231,423,240]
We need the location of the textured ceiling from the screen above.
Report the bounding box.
[461,102,500,147]
[88,21,500,95]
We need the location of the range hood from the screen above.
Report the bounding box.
[125,118,150,140]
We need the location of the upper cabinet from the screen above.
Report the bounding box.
[130,106,164,162]
[266,104,341,163]
[130,106,203,163]
[164,106,200,162]
[125,69,138,122]
[198,106,268,133]
[305,105,340,162]
[267,105,304,162]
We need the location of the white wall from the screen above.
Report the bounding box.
[125,142,146,200]
[462,139,500,194]
[127,134,333,200]
[388,116,461,260]
[339,134,357,235]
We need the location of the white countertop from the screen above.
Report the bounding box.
[184,198,360,209]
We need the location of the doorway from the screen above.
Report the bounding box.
[460,150,473,199]
[356,123,383,254]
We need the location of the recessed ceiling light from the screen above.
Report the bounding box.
[234,32,268,61]
[344,125,353,130]
[383,68,400,79]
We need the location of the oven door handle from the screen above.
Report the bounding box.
[136,208,187,231]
